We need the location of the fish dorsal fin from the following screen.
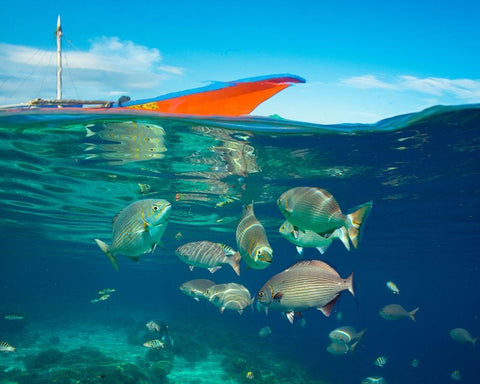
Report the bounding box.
[218,243,235,256]
[287,260,339,276]
[241,202,254,219]
[112,212,121,226]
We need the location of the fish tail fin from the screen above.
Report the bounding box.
[346,201,373,248]
[350,340,359,353]
[336,227,351,251]
[409,307,420,322]
[346,272,355,297]
[85,125,96,137]
[357,328,367,342]
[473,337,478,347]
[94,239,119,271]
[229,251,241,276]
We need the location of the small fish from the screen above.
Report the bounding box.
[4,315,24,320]
[329,326,367,344]
[245,371,254,380]
[279,220,350,255]
[94,199,172,271]
[451,370,461,381]
[236,203,273,269]
[206,283,253,314]
[449,328,478,347]
[0,341,16,352]
[143,339,165,349]
[277,187,372,248]
[175,241,241,276]
[179,279,216,301]
[98,288,116,295]
[258,326,272,338]
[374,356,388,367]
[90,299,100,303]
[257,259,354,323]
[336,311,343,321]
[386,281,400,295]
[411,358,419,368]
[174,232,183,240]
[379,304,419,321]
[326,341,358,355]
[98,294,110,301]
[146,320,160,332]
[138,183,151,194]
[361,377,388,384]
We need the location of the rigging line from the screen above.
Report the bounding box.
[9,40,55,100]
[63,50,80,100]
[0,42,49,99]
[37,47,56,98]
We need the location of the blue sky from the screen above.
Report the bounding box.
[0,0,479,123]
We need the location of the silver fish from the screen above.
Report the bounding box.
[206,283,253,314]
[379,304,419,321]
[386,281,400,294]
[449,328,478,347]
[94,199,171,271]
[329,326,367,344]
[374,356,388,367]
[451,370,461,381]
[258,326,272,338]
[277,187,372,248]
[326,341,357,355]
[279,220,349,256]
[175,241,241,276]
[362,377,388,384]
[143,339,165,349]
[236,203,273,269]
[0,341,16,352]
[179,279,216,301]
[257,259,354,323]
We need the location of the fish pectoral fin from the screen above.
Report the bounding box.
[285,311,295,324]
[141,211,151,232]
[316,245,330,254]
[208,266,222,273]
[273,292,284,302]
[127,256,140,263]
[295,246,304,256]
[188,265,194,271]
[193,297,200,302]
[318,295,340,317]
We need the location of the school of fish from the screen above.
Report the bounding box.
[87,184,473,382]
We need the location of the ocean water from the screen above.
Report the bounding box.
[0,104,479,384]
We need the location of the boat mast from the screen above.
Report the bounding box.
[55,15,62,101]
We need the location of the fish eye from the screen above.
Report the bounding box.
[258,291,265,297]
[153,205,159,211]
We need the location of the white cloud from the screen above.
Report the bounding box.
[341,74,480,100]
[0,37,184,103]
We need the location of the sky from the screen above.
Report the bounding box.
[0,0,479,123]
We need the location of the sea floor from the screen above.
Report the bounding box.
[0,317,328,384]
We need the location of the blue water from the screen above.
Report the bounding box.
[0,105,479,384]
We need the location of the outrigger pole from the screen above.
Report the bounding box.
[55,15,62,101]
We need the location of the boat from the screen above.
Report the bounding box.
[0,16,305,116]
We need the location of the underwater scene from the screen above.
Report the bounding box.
[0,104,479,384]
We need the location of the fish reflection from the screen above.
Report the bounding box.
[84,121,166,165]
[192,126,260,177]
[212,140,261,177]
